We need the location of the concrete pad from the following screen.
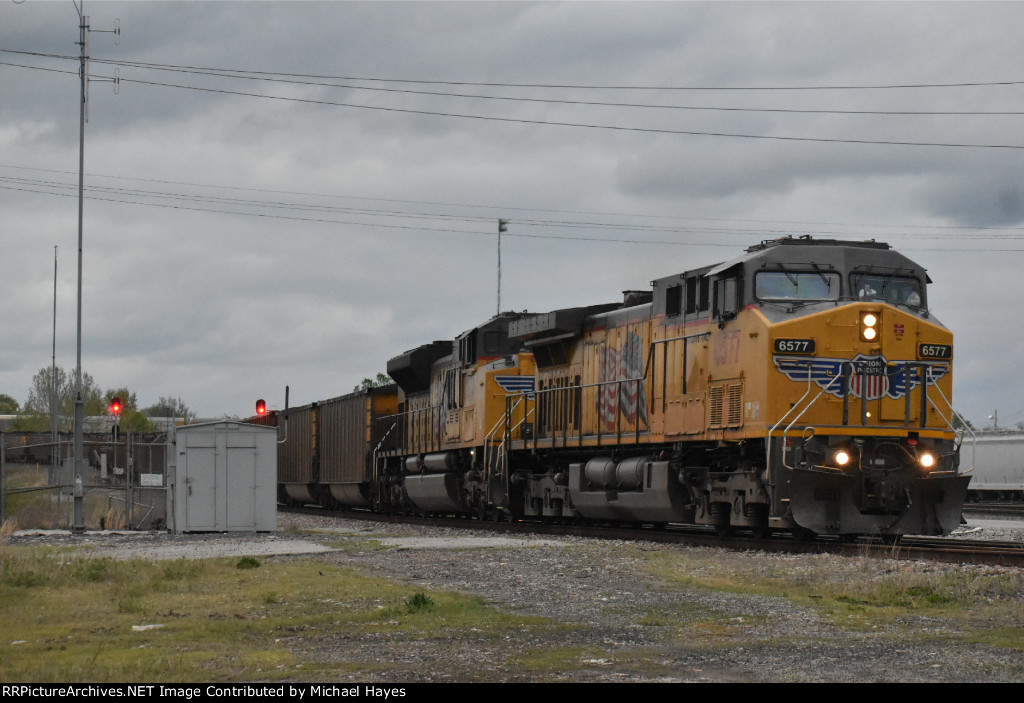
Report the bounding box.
[374,536,565,549]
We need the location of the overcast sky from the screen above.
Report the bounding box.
[2,0,1023,428]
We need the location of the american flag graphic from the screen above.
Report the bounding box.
[599,332,647,431]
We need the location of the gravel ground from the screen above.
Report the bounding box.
[9,513,1024,683]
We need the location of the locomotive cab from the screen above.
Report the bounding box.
[740,238,968,536]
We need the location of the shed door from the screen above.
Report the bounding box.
[226,441,256,530]
[185,444,217,531]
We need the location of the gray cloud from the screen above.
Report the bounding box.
[1,1,1022,425]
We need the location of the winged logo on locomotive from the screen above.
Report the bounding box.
[774,353,950,401]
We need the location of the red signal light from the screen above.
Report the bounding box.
[256,399,267,416]
[110,397,122,415]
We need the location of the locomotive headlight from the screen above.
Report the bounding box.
[860,312,879,342]
[919,452,936,470]
[833,449,852,467]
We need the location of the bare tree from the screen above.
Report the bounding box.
[143,395,193,422]
[24,366,104,418]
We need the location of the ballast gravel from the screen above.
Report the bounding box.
[9,513,1024,683]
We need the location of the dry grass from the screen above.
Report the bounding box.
[0,545,554,682]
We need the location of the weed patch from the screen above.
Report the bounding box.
[405,592,434,613]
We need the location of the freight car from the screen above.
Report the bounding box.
[268,236,970,538]
[964,432,1024,501]
[257,387,399,509]
[3,432,55,465]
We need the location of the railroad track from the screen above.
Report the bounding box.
[281,505,1024,568]
[963,502,1024,518]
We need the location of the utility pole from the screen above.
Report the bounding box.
[496,219,508,316]
[51,245,58,486]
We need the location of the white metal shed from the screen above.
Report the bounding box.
[169,421,277,533]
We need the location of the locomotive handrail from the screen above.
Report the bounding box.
[925,372,976,475]
[489,394,536,507]
[644,331,711,410]
[524,331,707,448]
[370,422,398,489]
[377,403,445,455]
[765,360,822,477]
[505,405,535,457]
[769,358,966,482]
[781,372,845,456]
[527,373,650,446]
[766,361,846,481]
[482,397,518,484]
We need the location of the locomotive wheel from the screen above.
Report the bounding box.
[746,504,770,540]
[709,502,731,537]
[751,521,771,540]
[794,526,817,542]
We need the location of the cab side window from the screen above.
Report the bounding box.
[714,275,741,322]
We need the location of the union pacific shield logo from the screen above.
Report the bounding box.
[773,353,948,400]
[847,355,888,400]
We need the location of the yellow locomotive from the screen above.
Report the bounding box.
[341,236,968,538]
[497,236,968,537]
[292,236,962,540]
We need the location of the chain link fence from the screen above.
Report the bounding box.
[1,432,169,530]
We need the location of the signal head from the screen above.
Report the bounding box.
[256,398,267,416]
[110,396,122,415]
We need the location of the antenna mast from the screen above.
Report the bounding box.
[72,0,119,532]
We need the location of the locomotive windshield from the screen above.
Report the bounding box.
[755,271,840,302]
[851,274,923,308]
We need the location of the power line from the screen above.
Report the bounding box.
[8,54,1024,115]
[6,173,1024,252]
[5,54,1024,149]
[5,163,1024,238]
[7,49,1024,91]
[81,75,1024,150]
[75,58,1024,117]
